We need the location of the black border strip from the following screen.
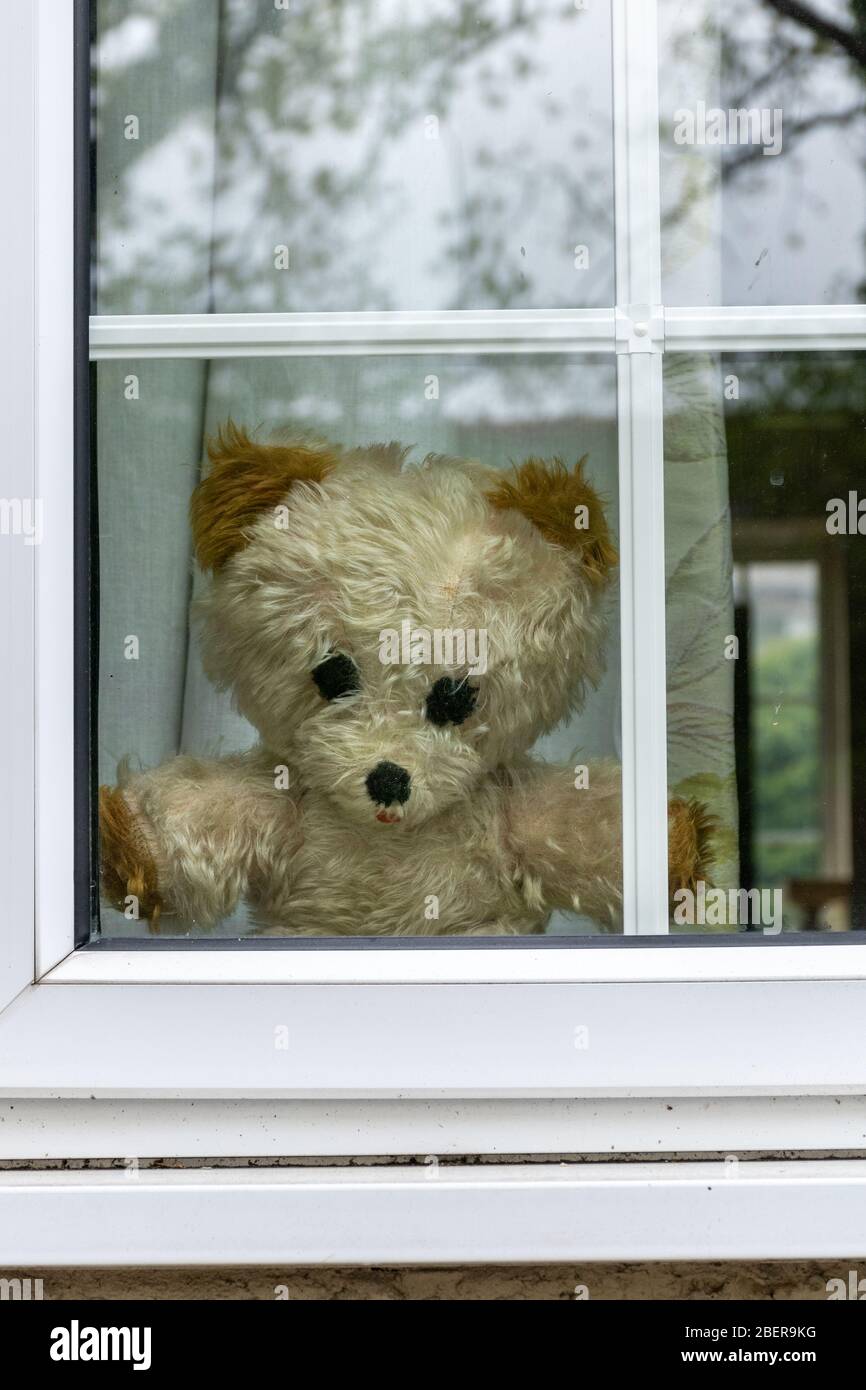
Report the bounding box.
[74,0,96,946]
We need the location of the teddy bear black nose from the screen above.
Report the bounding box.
[365,761,411,806]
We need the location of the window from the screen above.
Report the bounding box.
[664,352,862,933]
[94,353,622,941]
[91,0,625,942]
[4,0,866,1264]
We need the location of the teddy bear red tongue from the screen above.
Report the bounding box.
[376,810,400,824]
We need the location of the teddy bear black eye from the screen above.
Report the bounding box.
[312,653,360,702]
[425,676,478,727]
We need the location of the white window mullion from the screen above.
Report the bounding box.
[666,304,866,351]
[88,309,617,359]
[89,305,866,361]
[612,0,662,312]
[613,0,668,934]
[615,354,668,935]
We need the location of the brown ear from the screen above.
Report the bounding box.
[485,455,617,585]
[191,423,337,572]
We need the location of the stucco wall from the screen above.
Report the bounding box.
[10,1261,856,1300]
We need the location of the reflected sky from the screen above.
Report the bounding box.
[96,1,866,312]
[661,0,866,305]
[94,0,614,314]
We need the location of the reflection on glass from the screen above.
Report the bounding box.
[94,0,614,314]
[95,354,620,938]
[666,352,862,933]
[735,562,823,887]
[660,0,866,305]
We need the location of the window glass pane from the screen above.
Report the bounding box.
[665,352,863,933]
[95,355,622,939]
[659,0,866,306]
[93,0,614,313]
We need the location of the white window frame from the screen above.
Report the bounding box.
[4,0,866,1264]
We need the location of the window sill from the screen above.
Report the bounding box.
[2,973,865,1100]
[42,937,866,986]
[2,1159,865,1266]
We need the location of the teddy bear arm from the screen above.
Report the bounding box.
[99,754,301,931]
[503,763,714,930]
[502,762,623,929]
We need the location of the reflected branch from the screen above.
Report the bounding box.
[762,0,866,67]
[724,102,866,171]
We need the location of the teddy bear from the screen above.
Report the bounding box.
[99,425,711,937]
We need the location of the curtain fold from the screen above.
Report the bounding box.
[95,0,222,786]
[660,0,739,892]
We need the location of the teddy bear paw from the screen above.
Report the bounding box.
[98,785,163,931]
[667,796,717,898]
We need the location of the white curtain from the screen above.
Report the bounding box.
[660,0,739,894]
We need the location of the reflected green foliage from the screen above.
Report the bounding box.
[757,837,821,882]
[751,633,821,881]
[752,618,819,702]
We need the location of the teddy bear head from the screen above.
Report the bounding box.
[190,425,617,830]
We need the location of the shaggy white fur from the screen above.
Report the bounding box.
[102,440,703,935]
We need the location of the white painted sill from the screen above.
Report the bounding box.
[2,1160,866,1266]
[41,941,866,986]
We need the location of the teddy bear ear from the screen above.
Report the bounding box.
[484,455,618,585]
[190,423,338,572]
